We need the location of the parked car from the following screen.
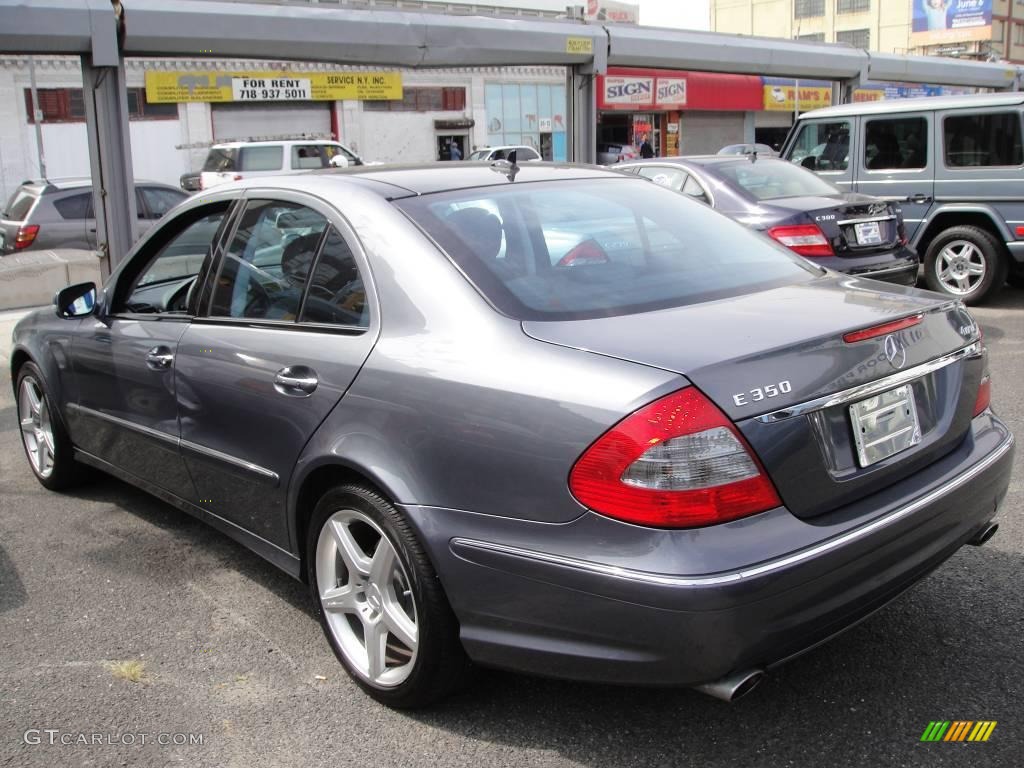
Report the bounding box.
[618,155,919,285]
[781,92,1024,303]
[718,143,778,157]
[179,171,201,192]
[11,164,1011,709]
[466,145,541,162]
[596,142,640,165]
[1,178,186,255]
[199,138,364,190]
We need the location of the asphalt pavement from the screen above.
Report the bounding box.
[1,293,1022,768]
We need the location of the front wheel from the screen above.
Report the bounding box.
[307,484,468,708]
[15,362,86,490]
[923,225,1007,305]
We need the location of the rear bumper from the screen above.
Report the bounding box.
[818,246,920,286]
[406,413,1013,687]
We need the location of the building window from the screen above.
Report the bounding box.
[26,87,176,122]
[363,86,466,112]
[797,32,826,41]
[795,0,825,19]
[836,28,871,48]
[1016,24,1024,45]
[837,0,870,13]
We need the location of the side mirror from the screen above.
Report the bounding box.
[54,282,97,318]
[329,155,349,169]
[801,156,817,171]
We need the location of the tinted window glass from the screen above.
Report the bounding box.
[325,144,359,164]
[53,192,92,220]
[211,200,327,320]
[636,166,687,191]
[4,189,37,220]
[141,187,186,219]
[787,120,850,171]
[202,148,238,172]
[238,146,284,172]
[292,144,328,170]
[682,174,710,204]
[301,228,369,327]
[944,112,1023,167]
[398,179,816,321]
[715,159,839,200]
[864,116,928,170]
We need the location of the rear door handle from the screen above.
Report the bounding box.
[907,194,932,204]
[146,345,174,370]
[274,365,318,397]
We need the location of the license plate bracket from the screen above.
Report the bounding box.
[849,384,921,467]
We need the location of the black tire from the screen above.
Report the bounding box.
[1007,272,1024,290]
[14,361,87,491]
[923,225,1008,305]
[306,484,469,708]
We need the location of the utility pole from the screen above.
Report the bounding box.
[28,56,47,179]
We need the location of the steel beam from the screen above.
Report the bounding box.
[867,52,1018,91]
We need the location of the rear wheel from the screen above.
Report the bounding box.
[923,225,1007,305]
[15,362,86,490]
[306,484,468,708]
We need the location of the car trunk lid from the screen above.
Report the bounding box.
[768,193,905,257]
[523,275,984,519]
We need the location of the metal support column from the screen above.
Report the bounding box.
[82,1,136,278]
[567,25,606,165]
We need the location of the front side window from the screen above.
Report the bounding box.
[787,120,850,172]
[210,200,328,320]
[324,144,360,165]
[118,207,229,314]
[944,112,1023,168]
[398,179,816,321]
[864,116,928,170]
[238,146,284,172]
[292,144,328,170]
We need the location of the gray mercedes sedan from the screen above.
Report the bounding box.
[10,163,1014,708]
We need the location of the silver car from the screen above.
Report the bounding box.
[0,178,186,255]
[10,164,1013,708]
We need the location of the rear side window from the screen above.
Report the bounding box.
[787,120,849,172]
[239,145,284,172]
[714,159,839,201]
[3,189,37,220]
[300,227,369,327]
[292,144,328,170]
[864,116,928,170]
[944,112,1023,168]
[202,148,238,172]
[53,192,93,220]
[397,178,816,321]
[140,187,186,219]
[636,166,687,191]
[210,200,328,320]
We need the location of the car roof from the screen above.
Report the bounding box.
[620,155,775,169]
[797,92,1024,120]
[212,139,338,148]
[19,178,177,194]
[473,145,535,151]
[306,162,625,198]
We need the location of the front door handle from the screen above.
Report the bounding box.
[146,345,174,370]
[274,365,318,397]
[907,194,932,204]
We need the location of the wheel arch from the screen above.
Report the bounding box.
[913,207,1011,259]
[9,347,31,394]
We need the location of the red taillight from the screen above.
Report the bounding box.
[14,224,39,250]
[233,174,243,181]
[767,224,834,257]
[974,376,991,416]
[569,388,781,528]
[842,314,923,343]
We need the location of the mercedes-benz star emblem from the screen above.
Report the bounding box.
[884,334,907,370]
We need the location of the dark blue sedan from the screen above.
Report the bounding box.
[618,156,919,285]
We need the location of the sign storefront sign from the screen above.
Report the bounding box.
[602,75,687,109]
[762,84,832,112]
[146,70,403,103]
[910,0,992,47]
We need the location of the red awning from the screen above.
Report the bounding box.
[598,67,763,112]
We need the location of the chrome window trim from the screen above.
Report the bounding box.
[449,430,1012,589]
[755,341,982,424]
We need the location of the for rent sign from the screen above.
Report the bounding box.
[146,70,402,103]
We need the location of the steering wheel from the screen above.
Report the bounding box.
[242,279,272,318]
[165,278,195,313]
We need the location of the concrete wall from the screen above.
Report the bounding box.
[0,249,101,311]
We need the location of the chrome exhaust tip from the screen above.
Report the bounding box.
[693,669,764,702]
[968,522,999,547]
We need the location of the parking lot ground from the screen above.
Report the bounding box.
[1,292,1022,768]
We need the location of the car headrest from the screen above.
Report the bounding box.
[445,207,503,261]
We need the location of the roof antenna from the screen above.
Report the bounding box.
[749,147,758,163]
[489,149,520,182]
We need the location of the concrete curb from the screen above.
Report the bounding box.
[0,249,102,312]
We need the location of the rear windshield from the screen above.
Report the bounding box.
[396,178,817,321]
[3,189,37,221]
[202,148,238,172]
[713,160,839,201]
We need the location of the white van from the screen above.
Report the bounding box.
[199,138,364,190]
